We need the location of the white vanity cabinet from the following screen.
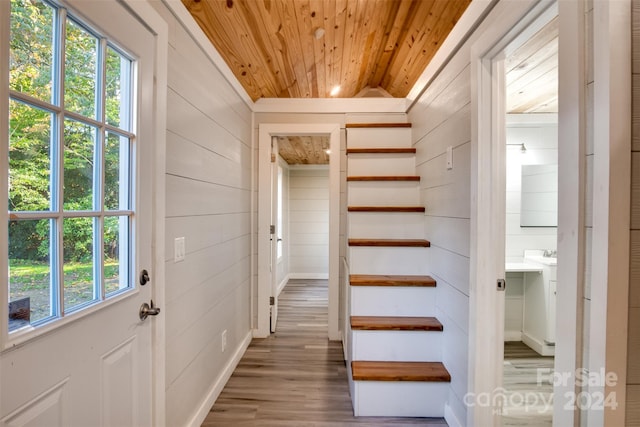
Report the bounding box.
[522,254,557,356]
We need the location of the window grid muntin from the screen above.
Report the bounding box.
[7,0,135,331]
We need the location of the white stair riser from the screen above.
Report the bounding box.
[352,330,442,361]
[348,212,424,239]
[349,247,429,275]
[347,128,412,148]
[348,155,416,176]
[348,182,420,206]
[353,381,448,417]
[351,286,436,316]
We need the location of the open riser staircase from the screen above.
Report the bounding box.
[345,123,450,417]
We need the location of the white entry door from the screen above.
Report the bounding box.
[1,0,161,425]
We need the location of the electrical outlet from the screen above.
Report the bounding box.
[446,146,453,170]
[174,237,185,262]
[221,330,227,353]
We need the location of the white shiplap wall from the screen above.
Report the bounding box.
[409,61,472,425]
[150,3,253,426]
[505,118,558,261]
[289,167,329,278]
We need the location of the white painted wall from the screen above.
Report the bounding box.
[150,3,253,426]
[505,115,558,261]
[289,166,329,279]
[408,61,472,427]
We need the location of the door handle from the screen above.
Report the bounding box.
[139,299,161,321]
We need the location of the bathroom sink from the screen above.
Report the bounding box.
[524,250,557,266]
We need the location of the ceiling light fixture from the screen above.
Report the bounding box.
[314,27,325,40]
[330,85,341,96]
[325,149,331,155]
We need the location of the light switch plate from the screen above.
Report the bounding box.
[174,237,185,262]
[446,146,453,170]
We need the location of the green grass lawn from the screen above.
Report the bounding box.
[9,259,122,323]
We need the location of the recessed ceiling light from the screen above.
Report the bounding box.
[325,149,331,155]
[314,28,325,40]
[330,85,341,96]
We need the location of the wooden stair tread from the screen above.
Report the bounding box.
[347,176,420,182]
[350,274,437,287]
[348,238,430,247]
[351,316,443,331]
[346,123,412,128]
[348,206,425,212]
[346,148,416,154]
[352,361,451,382]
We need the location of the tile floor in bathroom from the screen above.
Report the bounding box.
[502,341,554,426]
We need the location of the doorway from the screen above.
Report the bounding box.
[469,1,583,425]
[257,124,340,340]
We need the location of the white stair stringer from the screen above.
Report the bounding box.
[345,123,450,419]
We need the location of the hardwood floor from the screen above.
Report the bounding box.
[201,279,447,426]
[502,341,554,426]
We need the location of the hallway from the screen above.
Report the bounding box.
[201,279,447,426]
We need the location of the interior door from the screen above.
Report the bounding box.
[1,1,159,425]
[270,137,280,333]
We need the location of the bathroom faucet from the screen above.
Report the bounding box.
[543,249,557,258]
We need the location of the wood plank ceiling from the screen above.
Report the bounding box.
[277,135,329,164]
[181,0,472,100]
[505,16,558,114]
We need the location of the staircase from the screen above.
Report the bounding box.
[345,123,450,417]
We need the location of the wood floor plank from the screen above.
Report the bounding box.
[201,279,446,426]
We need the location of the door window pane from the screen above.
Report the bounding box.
[105,47,132,130]
[9,0,54,103]
[9,219,53,329]
[105,132,130,211]
[63,217,96,311]
[63,119,96,210]
[104,216,129,295]
[9,100,52,212]
[65,18,98,119]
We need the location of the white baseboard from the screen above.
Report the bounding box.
[187,331,252,427]
[276,274,290,296]
[445,403,464,427]
[522,331,555,356]
[288,273,329,280]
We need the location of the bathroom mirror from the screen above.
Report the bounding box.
[520,164,558,227]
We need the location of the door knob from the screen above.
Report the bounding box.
[139,299,161,321]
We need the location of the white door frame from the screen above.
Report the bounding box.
[469,1,570,425]
[122,1,169,425]
[257,124,341,340]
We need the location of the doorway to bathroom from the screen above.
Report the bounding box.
[501,6,558,426]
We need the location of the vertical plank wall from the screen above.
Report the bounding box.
[289,167,330,279]
[150,3,253,426]
[629,0,640,422]
[408,58,472,424]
